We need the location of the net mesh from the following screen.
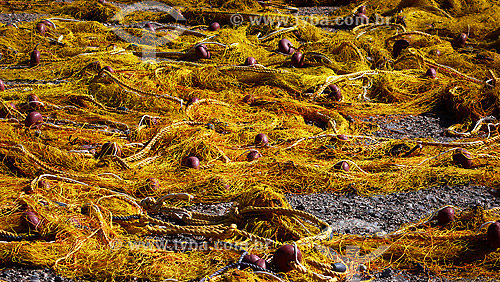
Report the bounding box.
[0,0,499,281]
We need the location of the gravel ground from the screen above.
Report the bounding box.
[0,267,78,282]
[0,13,48,25]
[296,6,340,16]
[363,113,460,142]
[287,185,500,237]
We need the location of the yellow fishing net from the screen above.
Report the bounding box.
[0,0,499,281]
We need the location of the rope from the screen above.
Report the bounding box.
[218,65,289,74]
[101,70,185,105]
[124,121,206,162]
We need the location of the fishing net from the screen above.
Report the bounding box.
[0,0,499,281]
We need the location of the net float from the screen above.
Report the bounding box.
[36,22,47,36]
[291,52,304,68]
[145,22,155,32]
[254,133,269,145]
[336,134,349,141]
[0,79,5,91]
[244,57,257,66]
[28,94,43,109]
[30,48,41,67]
[146,177,160,190]
[22,210,42,231]
[278,39,294,55]
[452,149,472,168]
[242,94,255,105]
[195,44,211,59]
[208,22,220,31]
[25,111,44,128]
[139,177,160,196]
[393,39,410,58]
[88,61,102,72]
[247,150,261,161]
[357,5,367,14]
[273,244,302,272]
[185,156,200,169]
[38,179,50,189]
[242,254,266,269]
[426,67,437,79]
[454,33,468,48]
[188,97,200,104]
[101,66,115,73]
[326,84,342,101]
[243,254,260,265]
[354,13,369,25]
[143,116,160,127]
[41,19,55,29]
[334,161,350,172]
[487,222,500,249]
[437,206,455,225]
[431,49,441,56]
[96,141,122,159]
[255,258,266,269]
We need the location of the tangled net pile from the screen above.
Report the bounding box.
[1,0,500,281]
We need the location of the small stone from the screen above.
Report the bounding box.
[381,267,393,278]
[333,262,347,273]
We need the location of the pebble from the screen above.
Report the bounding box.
[381,268,393,278]
[332,262,347,273]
